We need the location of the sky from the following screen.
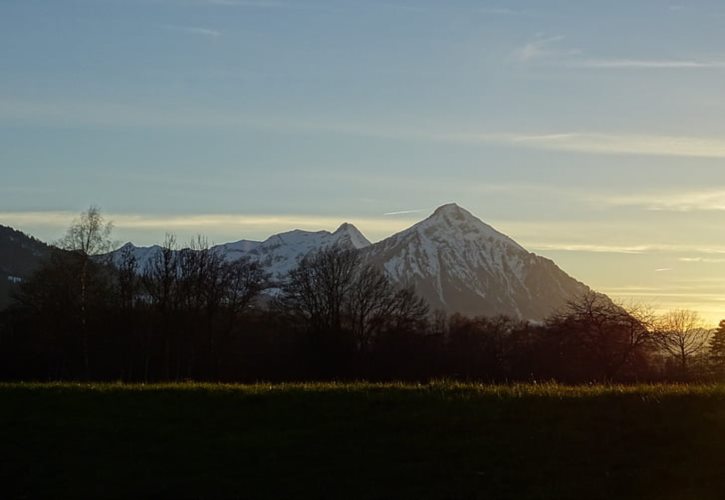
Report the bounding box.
[1,0,725,324]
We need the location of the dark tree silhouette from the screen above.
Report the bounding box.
[707,320,725,379]
[56,206,115,375]
[654,309,711,379]
[546,292,654,381]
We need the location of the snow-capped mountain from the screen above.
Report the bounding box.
[114,222,371,280]
[233,223,370,278]
[364,204,590,320]
[109,204,592,320]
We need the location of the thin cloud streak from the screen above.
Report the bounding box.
[528,243,656,254]
[603,189,725,212]
[0,211,417,243]
[162,25,222,37]
[479,7,531,16]
[680,257,725,263]
[514,35,580,62]
[5,97,725,159]
[567,59,725,69]
[516,35,725,70]
[383,209,428,216]
[529,242,725,255]
[199,0,290,7]
[469,132,725,159]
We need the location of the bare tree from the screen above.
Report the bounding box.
[280,246,361,334]
[142,234,179,313]
[654,309,711,375]
[281,246,429,351]
[58,206,114,257]
[142,233,179,379]
[117,245,139,312]
[384,286,430,333]
[223,258,268,315]
[57,206,115,375]
[346,263,394,350]
[549,292,655,381]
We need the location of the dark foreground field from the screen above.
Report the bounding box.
[2,383,725,499]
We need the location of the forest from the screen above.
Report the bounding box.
[1,208,723,383]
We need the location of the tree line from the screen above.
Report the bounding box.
[1,208,723,383]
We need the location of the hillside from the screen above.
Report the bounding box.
[0,225,52,309]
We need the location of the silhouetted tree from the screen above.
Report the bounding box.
[56,206,115,375]
[142,234,179,378]
[280,246,360,335]
[223,257,268,315]
[708,320,725,379]
[447,314,516,380]
[654,309,711,379]
[546,293,655,381]
[117,245,139,312]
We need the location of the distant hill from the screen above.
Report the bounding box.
[0,225,52,309]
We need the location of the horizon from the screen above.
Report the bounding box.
[3,201,724,326]
[2,0,724,324]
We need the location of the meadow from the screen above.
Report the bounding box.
[3,382,725,499]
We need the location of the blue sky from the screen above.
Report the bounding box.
[2,0,725,323]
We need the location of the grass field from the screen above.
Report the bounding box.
[3,382,725,499]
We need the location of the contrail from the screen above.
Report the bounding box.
[383,208,428,216]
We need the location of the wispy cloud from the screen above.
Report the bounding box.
[479,7,530,16]
[383,208,428,216]
[680,257,725,263]
[516,34,725,70]
[528,242,725,255]
[163,25,222,37]
[5,97,725,160]
[527,243,657,254]
[604,189,725,212]
[470,132,725,159]
[0,211,418,244]
[200,0,289,6]
[566,58,725,69]
[514,35,580,62]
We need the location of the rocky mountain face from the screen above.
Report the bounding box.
[104,203,592,320]
[363,204,590,320]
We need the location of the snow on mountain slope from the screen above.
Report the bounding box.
[364,203,591,320]
[109,204,593,320]
[216,240,262,262]
[111,222,371,280]
[243,223,371,278]
[112,242,165,271]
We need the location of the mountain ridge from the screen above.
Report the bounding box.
[0,205,595,319]
[108,203,592,320]
[363,203,590,319]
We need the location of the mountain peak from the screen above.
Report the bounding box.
[364,203,591,320]
[334,222,354,233]
[430,203,477,223]
[333,222,371,249]
[433,202,465,216]
[421,203,523,249]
